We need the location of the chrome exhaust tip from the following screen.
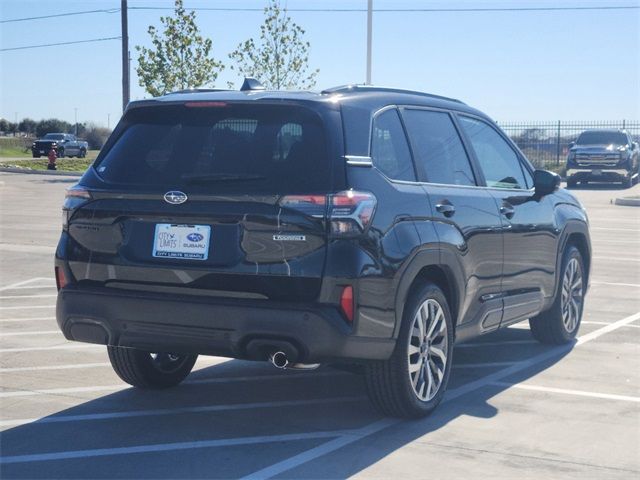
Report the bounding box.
[269,351,289,369]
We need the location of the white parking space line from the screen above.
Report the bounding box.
[0,317,55,323]
[0,429,350,464]
[240,419,397,480]
[226,311,640,479]
[0,362,111,373]
[582,321,640,328]
[2,285,57,290]
[0,278,52,292]
[0,305,55,311]
[591,227,640,232]
[0,344,101,353]
[0,371,349,398]
[590,281,640,288]
[457,340,536,348]
[490,382,640,403]
[453,362,517,369]
[0,396,366,428]
[593,256,640,263]
[0,330,60,338]
[444,311,640,404]
[0,294,58,300]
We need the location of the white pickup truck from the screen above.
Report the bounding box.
[32,133,89,158]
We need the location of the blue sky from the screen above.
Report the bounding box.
[1,0,638,126]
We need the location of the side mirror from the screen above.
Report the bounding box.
[568,141,576,149]
[534,169,561,196]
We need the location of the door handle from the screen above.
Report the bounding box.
[435,202,456,217]
[500,203,515,219]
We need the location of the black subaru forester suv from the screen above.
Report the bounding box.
[55,82,591,418]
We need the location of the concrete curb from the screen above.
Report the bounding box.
[0,167,82,177]
[614,197,640,207]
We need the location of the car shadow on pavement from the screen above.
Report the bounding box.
[0,327,573,479]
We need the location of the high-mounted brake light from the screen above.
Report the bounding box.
[340,286,354,323]
[185,101,228,108]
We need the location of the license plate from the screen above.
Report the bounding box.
[592,169,602,176]
[152,224,211,260]
[40,150,45,154]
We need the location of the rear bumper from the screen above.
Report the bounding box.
[56,286,395,363]
[567,168,630,182]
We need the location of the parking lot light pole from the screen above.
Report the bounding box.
[366,0,372,84]
[74,108,78,136]
[121,0,130,112]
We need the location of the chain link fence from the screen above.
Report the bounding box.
[498,120,640,171]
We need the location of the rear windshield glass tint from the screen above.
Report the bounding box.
[577,131,627,145]
[95,104,330,193]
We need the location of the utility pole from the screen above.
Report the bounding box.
[74,107,78,136]
[107,113,111,129]
[121,0,130,112]
[366,0,372,84]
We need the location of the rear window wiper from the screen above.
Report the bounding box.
[182,173,266,184]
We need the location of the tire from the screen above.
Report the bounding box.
[566,178,577,188]
[57,148,65,158]
[32,154,40,158]
[529,245,585,345]
[365,282,454,418]
[622,174,633,189]
[79,148,86,158]
[107,346,197,388]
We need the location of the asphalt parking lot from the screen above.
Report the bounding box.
[0,172,638,479]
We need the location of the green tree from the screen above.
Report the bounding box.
[229,0,319,90]
[35,119,72,138]
[136,0,224,96]
[18,118,37,135]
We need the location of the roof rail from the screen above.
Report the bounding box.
[321,84,465,104]
[167,88,230,95]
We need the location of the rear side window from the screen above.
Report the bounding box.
[458,116,529,189]
[402,109,476,186]
[371,109,416,182]
[95,105,330,194]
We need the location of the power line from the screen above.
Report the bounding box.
[0,37,122,52]
[128,5,640,13]
[1,3,638,24]
[0,9,119,24]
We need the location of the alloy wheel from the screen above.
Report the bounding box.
[407,299,448,401]
[561,257,583,333]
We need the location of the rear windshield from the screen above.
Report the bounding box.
[95,104,330,193]
[577,131,627,145]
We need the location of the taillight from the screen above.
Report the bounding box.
[329,190,376,236]
[55,267,67,290]
[279,190,377,237]
[62,185,91,229]
[340,285,354,323]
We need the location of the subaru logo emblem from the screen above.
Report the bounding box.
[164,191,188,205]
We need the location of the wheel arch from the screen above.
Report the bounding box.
[393,248,464,339]
[554,220,591,300]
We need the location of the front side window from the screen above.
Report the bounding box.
[402,109,476,186]
[458,116,528,189]
[371,109,416,182]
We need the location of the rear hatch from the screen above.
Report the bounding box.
[65,101,344,302]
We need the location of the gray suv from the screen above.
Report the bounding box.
[566,129,639,188]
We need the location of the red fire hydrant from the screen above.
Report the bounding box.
[47,148,57,170]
